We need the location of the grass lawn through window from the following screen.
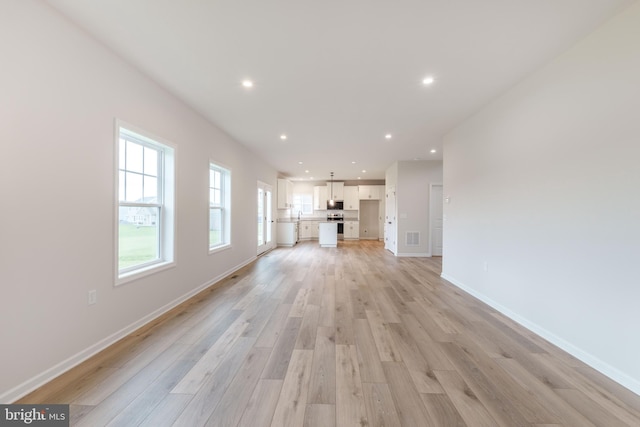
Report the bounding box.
[209,230,221,248]
[119,224,158,269]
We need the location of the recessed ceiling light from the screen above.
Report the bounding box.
[305,170,309,173]
[430,149,437,153]
[362,169,366,173]
[298,161,303,165]
[422,76,435,86]
[357,177,361,180]
[310,177,314,179]
[280,134,287,140]
[242,80,254,88]
[351,161,356,164]
[385,134,392,139]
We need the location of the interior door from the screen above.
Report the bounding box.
[430,184,443,256]
[384,185,396,254]
[257,181,273,255]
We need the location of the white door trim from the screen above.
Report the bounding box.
[257,181,274,255]
[429,183,443,257]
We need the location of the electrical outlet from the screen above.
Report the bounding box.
[88,290,97,305]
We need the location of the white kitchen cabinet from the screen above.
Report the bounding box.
[299,221,319,240]
[299,222,310,240]
[276,222,298,246]
[277,179,293,209]
[326,181,344,201]
[314,186,327,210]
[343,186,359,210]
[344,221,359,239]
[358,185,382,200]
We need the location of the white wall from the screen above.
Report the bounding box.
[442,2,640,394]
[0,0,277,402]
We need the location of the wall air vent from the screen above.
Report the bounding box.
[406,231,420,246]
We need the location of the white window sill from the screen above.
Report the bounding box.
[116,260,176,286]
[209,244,231,255]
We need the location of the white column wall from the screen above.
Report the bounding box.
[442,3,640,394]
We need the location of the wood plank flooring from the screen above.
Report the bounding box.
[18,240,640,426]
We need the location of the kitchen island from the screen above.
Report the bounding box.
[318,222,337,247]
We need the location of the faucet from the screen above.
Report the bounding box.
[297,210,302,220]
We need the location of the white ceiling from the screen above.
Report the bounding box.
[47,0,633,181]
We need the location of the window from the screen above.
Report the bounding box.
[210,162,231,251]
[293,193,313,215]
[117,123,175,282]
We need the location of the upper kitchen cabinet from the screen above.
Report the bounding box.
[314,185,328,210]
[358,185,384,200]
[343,186,359,210]
[277,178,293,209]
[326,181,344,201]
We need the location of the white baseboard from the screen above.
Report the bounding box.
[396,252,431,257]
[441,272,640,397]
[1,256,257,404]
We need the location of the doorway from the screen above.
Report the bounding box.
[257,181,273,255]
[359,200,379,240]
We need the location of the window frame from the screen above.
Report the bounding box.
[115,120,176,285]
[209,161,231,254]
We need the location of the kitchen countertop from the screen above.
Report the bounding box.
[278,217,358,223]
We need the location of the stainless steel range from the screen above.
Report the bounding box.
[327,213,344,239]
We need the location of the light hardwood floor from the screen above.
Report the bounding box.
[19,240,640,426]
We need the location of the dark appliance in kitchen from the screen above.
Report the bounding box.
[327,200,343,210]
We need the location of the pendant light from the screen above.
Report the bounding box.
[329,172,335,207]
